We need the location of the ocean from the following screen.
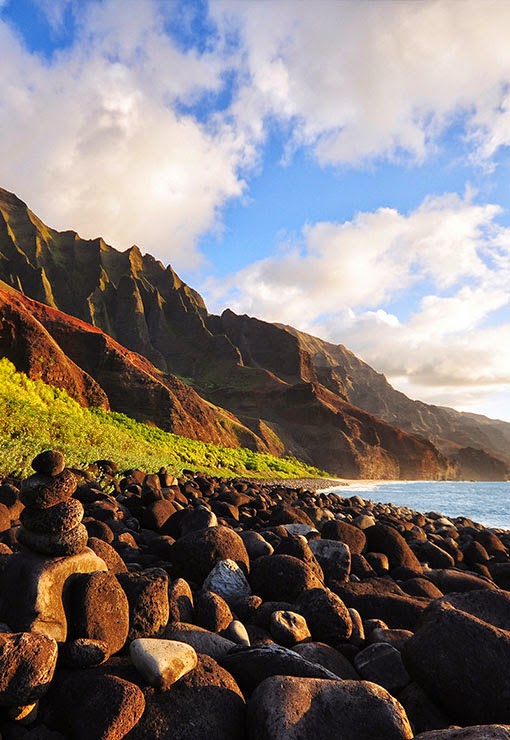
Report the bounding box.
[323,480,510,530]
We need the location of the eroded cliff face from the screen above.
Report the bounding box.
[278,324,510,475]
[0,286,269,452]
[0,186,502,479]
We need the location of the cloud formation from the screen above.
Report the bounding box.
[215,0,510,166]
[205,192,510,417]
[1,0,510,418]
[0,1,245,267]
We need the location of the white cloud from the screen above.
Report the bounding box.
[213,0,510,166]
[0,0,246,268]
[204,191,510,418]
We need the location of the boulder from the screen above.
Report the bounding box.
[403,601,510,724]
[0,548,107,641]
[86,537,128,574]
[0,632,57,706]
[292,641,360,679]
[119,653,246,740]
[116,568,169,642]
[365,525,422,572]
[250,555,323,602]
[20,470,77,509]
[168,578,194,623]
[308,539,351,582]
[193,590,233,633]
[274,536,324,580]
[20,499,84,535]
[66,571,130,655]
[18,523,89,557]
[426,568,497,593]
[296,587,352,646]
[40,671,145,740]
[59,638,110,668]
[130,638,198,689]
[413,728,510,739]
[220,643,340,696]
[270,610,311,647]
[239,531,273,560]
[247,676,413,739]
[161,622,236,661]
[32,451,65,476]
[354,642,411,694]
[321,520,367,554]
[203,559,252,607]
[169,526,249,584]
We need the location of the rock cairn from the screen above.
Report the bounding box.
[0,452,509,738]
[18,450,88,556]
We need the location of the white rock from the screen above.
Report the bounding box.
[130,638,197,690]
[203,559,251,606]
[282,523,319,537]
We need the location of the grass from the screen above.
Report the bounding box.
[0,358,329,480]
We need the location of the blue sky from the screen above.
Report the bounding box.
[1,0,509,421]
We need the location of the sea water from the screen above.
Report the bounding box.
[323,480,510,530]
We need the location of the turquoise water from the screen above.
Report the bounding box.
[324,480,510,530]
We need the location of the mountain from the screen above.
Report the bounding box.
[0,185,507,480]
[278,324,510,472]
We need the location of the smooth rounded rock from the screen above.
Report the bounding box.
[161,622,236,661]
[309,538,351,582]
[292,641,360,679]
[130,638,198,689]
[39,671,145,740]
[59,638,110,668]
[413,728,510,739]
[354,642,411,694]
[222,619,250,646]
[220,643,340,696]
[169,526,249,584]
[297,587,352,646]
[32,451,65,477]
[270,610,311,647]
[247,676,413,739]
[193,589,233,633]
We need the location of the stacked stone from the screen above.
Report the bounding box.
[18,451,88,557]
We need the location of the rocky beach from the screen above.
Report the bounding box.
[0,452,508,738]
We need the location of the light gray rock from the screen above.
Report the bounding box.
[161,622,236,661]
[282,524,319,537]
[130,638,198,690]
[203,558,252,606]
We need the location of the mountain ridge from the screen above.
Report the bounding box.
[0,186,507,480]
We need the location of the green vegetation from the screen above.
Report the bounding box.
[0,358,329,480]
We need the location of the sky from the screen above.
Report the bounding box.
[0,0,510,422]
